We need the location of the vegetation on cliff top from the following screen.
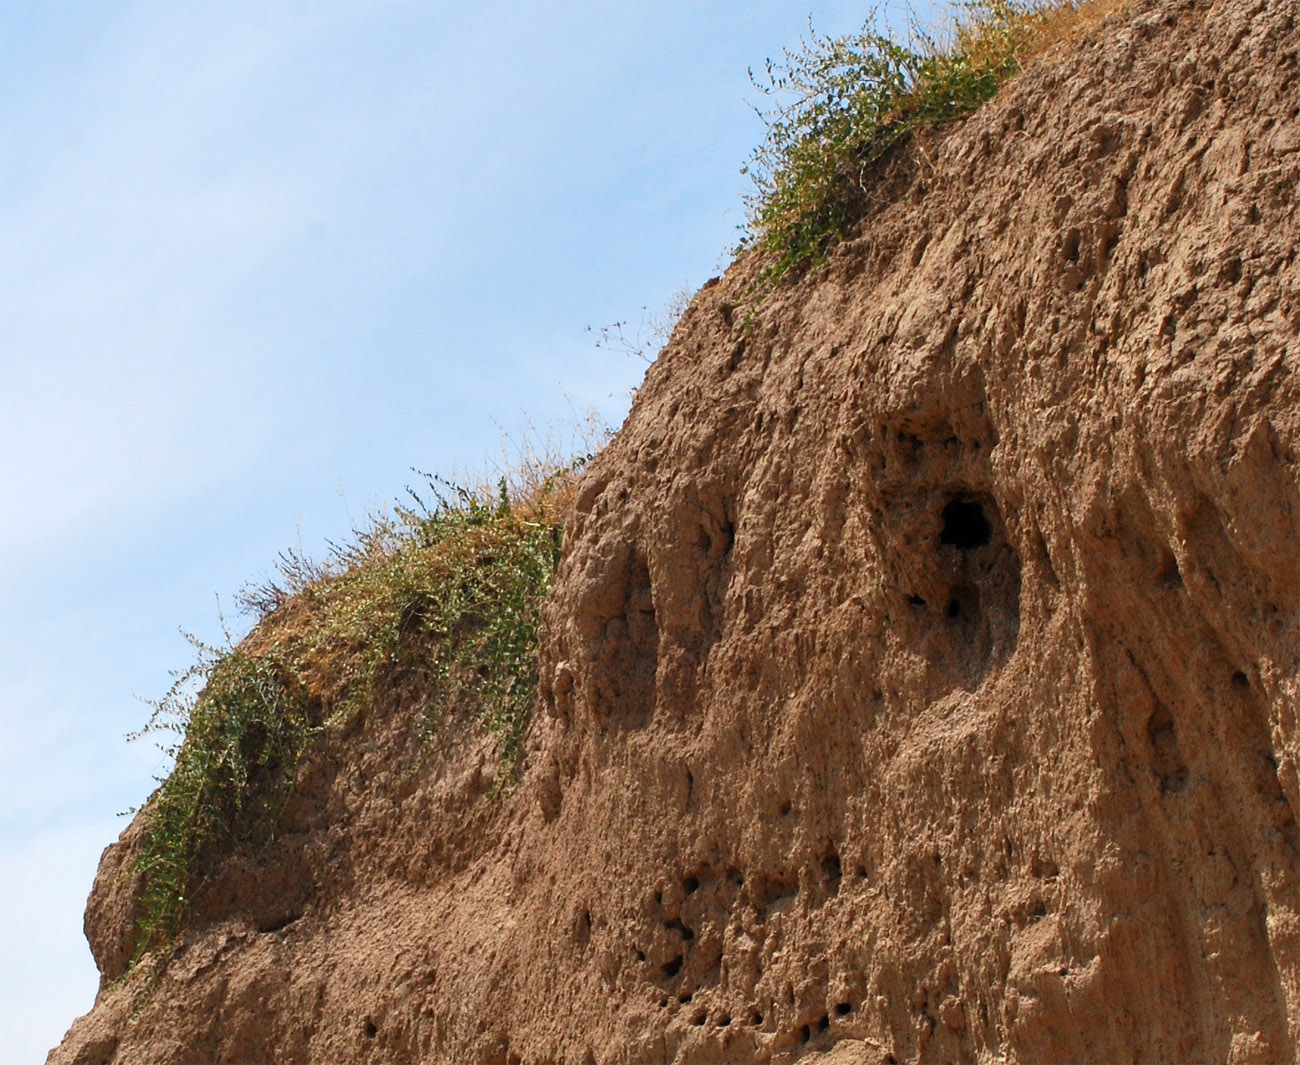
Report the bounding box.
[742,0,1124,287]
[128,462,577,958]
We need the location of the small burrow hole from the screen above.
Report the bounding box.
[1063,228,1082,262]
[679,992,693,1004]
[751,1011,764,1027]
[693,1012,707,1027]
[662,956,683,979]
[835,1002,852,1017]
[821,850,842,894]
[817,1014,830,1033]
[1156,547,1184,589]
[1232,671,1250,689]
[718,1015,732,1028]
[940,499,992,549]
[799,1024,812,1044]
[907,594,927,607]
[665,918,694,941]
[683,875,700,895]
[778,800,793,817]
[364,1021,378,1040]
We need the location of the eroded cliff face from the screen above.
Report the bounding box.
[51,0,1300,1061]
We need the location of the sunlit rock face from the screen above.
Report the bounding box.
[50,0,1300,1061]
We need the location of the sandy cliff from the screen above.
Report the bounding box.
[50,0,1300,1060]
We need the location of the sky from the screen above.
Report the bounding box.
[0,2,924,1061]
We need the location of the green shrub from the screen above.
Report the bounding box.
[128,641,313,956]
[741,0,1056,288]
[128,468,573,959]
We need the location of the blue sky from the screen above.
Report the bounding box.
[0,2,926,1060]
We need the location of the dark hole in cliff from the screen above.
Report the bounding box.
[1063,228,1082,263]
[364,1021,378,1040]
[718,1014,732,1027]
[1147,705,1190,794]
[662,956,683,979]
[258,911,301,934]
[821,850,842,895]
[817,1014,830,1033]
[1156,546,1183,589]
[908,594,926,607]
[940,499,991,549]
[1232,670,1250,689]
[636,949,646,962]
[752,1011,764,1026]
[683,875,700,895]
[607,551,659,729]
[778,799,793,817]
[799,1024,812,1044]
[627,556,657,648]
[679,992,693,1003]
[835,1002,853,1017]
[945,582,981,634]
[693,1012,707,1027]
[666,918,695,941]
[572,908,592,948]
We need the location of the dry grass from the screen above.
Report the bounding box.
[1020,0,1132,59]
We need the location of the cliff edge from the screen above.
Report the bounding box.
[51,0,1300,1060]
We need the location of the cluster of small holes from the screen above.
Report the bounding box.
[640,864,865,1046]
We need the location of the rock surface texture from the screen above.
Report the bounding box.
[50,0,1300,1061]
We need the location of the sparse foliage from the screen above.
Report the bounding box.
[587,287,693,364]
[128,457,584,962]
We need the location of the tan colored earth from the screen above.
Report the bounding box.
[49,0,1300,1060]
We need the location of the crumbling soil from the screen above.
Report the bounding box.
[49,0,1300,1060]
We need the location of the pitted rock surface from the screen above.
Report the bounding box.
[50,1,1300,1061]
